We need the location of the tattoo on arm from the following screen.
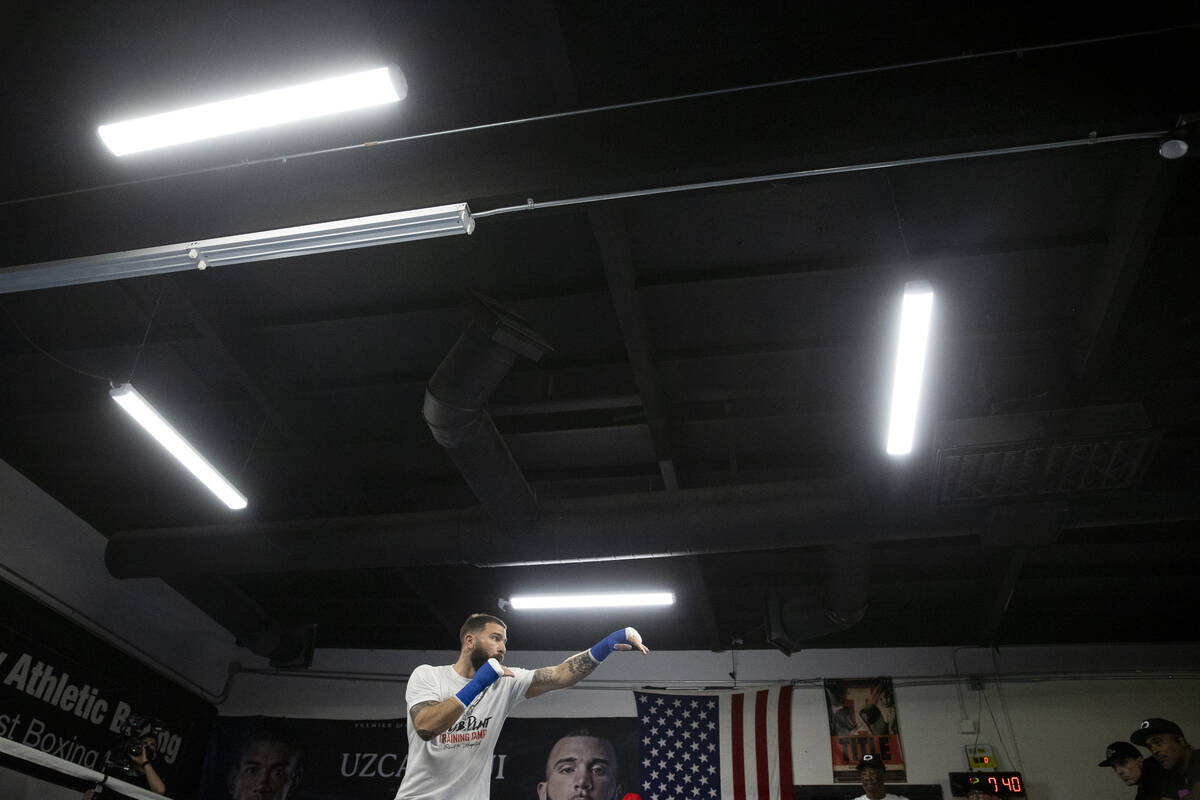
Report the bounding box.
[529,652,599,695]
[565,652,598,678]
[410,700,440,741]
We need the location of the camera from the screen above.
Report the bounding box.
[124,713,165,742]
[125,739,156,761]
[101,712,166,777]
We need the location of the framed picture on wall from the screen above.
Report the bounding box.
[824,677,906,783]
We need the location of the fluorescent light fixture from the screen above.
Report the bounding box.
[110,384,247,510]
[0,203,473,295]
[886,280,935,456]
[98,65,406,156]
[509,592,675,610]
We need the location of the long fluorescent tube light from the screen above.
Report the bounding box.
[886,280,935,455]
[98,66,406,156]
[509,592,675,610]
[0,203,473,295]
[110,384,247,510]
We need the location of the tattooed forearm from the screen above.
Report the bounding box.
[526,651,604,697]
[410,700,440,740]
[565,651,598,677]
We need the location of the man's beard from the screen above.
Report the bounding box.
[469,643,490,670]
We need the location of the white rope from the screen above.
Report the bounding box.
[0,736,174,800]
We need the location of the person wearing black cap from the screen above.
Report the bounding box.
[964,777,992,800]
[852,753,909,800]
[1130,718,1198,800]
[1098,740,1164,800]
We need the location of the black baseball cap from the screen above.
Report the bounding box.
[964,776,992,796]
[1099,741,1142,766]
[1130,718,1184,746]
[858,753,885,771]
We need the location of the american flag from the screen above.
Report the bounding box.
[635,687,794,800]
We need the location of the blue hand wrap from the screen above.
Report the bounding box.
[589,627,634,663]
[455,658,503,706]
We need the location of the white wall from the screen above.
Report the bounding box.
[0,457,258,701]
[218,645,1200,800]
[894,678,1198,800]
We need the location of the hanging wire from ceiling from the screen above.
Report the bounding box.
[887,174,913,263]
[0,300,113,382]
[992,672,1027,771]
[125,285,165,383]
[982,688,1022,771]
[0,24,1192,211]
[471,131,1162,219]
[0,279,168,384]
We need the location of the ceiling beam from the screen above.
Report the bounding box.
[977,548,1030,647]
[533,0,728,654]
[1073,152,1179,397]
[591,207,680,490]
[166,277,478,642]
[137,277,367,516]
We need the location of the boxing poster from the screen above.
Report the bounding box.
[198,714,640,800]
[199,716,406,800]
[491,717,640,800]
[0,579,214,798]
[824,677,906,783]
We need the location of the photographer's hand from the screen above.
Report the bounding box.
[129,744,166,795]
[141,761,166,795]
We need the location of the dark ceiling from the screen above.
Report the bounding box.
[1,3,1197,664]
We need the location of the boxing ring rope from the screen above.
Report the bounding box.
[0,735,172,800]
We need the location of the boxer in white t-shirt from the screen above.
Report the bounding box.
[394,613,649,800]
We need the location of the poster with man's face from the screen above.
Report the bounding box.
[198,715,640,800]
[199,716,406,800]
[491,717,640,800]
[824,678,906,783]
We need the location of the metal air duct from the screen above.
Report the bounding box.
[765,543,871,655]
[422,291,552,536]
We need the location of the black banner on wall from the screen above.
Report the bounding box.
[0,579,215,796]
[200,714,640,800]
[201,716,407,800]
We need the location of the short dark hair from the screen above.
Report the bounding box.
[543,729,619,781]
[237,727,303,764]
[228,728,303,794]
[460,613,506,644]
[558,727,602,740]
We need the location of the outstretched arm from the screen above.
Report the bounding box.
[526,627,649,699]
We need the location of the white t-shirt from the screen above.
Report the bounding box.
[852,793,910,800]
[394,663,534,800]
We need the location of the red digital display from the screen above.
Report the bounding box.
[949,771,1027,797]
[987,775,1022,793]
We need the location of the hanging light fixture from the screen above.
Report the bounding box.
[98,65,406,156]
[0,203,474,295]
[505,591,676,610]
[111,384,248,510]
[886,280,935,456]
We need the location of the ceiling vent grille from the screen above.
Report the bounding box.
[933,404,1159,504]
